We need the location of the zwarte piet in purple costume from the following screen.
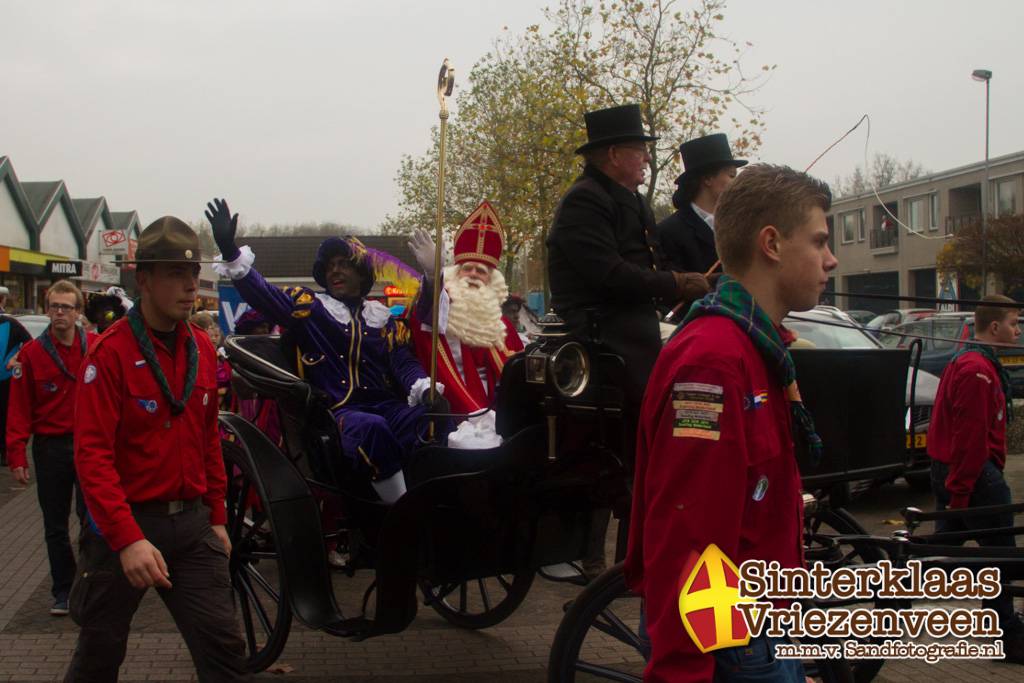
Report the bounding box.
[207,198,445,503]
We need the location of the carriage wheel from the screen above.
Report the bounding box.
[804,506,889,683]
[547,563,854,683]
[222,439,293,672]
[419,571,535,629]
[547,562,645,682]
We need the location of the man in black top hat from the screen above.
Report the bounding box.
[658,133,747,275]
[548,104,707,405]
[547,104,708,578]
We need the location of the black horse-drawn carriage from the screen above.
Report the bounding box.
[217,312,634,671]
[219,307,1021,682]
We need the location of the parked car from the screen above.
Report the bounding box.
[864,308,936,338]
[13,314,49,339]
[844,309,876,327]
[663,306,938,493]
[881,312,1024,397]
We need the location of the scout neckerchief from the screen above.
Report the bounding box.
[38,325,87,381]
[952,341,1014,423]
[127,305,198,415]
[681,275,824,464]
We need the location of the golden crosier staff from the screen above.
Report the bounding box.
[429,59,455,413]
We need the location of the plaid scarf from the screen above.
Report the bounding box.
[682,275,824,464]
[127,305,198,416]
[39,325,87,380]
[953,342,1014,423]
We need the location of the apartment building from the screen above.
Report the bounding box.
[825,150,1024,312]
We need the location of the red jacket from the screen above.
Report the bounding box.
[927,350,1007,508]
[410,315,524,415]
[6,328,96,470]
[74,317,227,551]
[624,315,804,683]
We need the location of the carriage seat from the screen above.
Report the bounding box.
[224,335,545,492]
[224,334,320,405]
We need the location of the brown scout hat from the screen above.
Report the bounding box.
[123,216,217,264]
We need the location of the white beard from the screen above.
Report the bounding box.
[444,264,509,349]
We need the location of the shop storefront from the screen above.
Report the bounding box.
[0,246,73,312]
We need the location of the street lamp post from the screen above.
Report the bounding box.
[972,68,992,296]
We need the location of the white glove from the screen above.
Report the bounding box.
[407,228,437,280]
[408,377,445,407]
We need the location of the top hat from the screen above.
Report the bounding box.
[453,201,504,269]
[575,104,659,154]
[675,133,747,184]
[123,216,213,263]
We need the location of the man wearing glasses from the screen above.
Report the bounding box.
[548,104,712,410]
[6,280,95,616]
[546,104,710,578]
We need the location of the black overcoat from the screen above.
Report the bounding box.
[546,165,676,405]
[656,203,719,275]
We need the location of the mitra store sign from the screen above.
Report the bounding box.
[45,260,83,277]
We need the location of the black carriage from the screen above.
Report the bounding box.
[546,343,930,683]
[217,313,635,671]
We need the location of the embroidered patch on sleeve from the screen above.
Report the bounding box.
[671,382,723,440]
[288,286,315,319]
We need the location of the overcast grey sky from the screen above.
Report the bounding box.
[1,0,1020,231]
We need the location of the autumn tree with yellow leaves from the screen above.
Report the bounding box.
[381,0,771,295]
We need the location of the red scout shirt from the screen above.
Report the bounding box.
[624,315,804,683]
[927,350,1007,509]
[74,317,227,551]
[6,328,96,470]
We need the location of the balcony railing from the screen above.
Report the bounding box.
[945,214,980,235]
[869,226,899,251]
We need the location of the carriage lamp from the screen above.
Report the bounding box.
[525,347,549,385]
[549,342,591,398]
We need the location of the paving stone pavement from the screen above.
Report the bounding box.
[1,456,1023,682]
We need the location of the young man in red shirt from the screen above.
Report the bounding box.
[7,280,95,616]
[625,164,837,682]
[66,218,250,681]
[928,294,1023,662]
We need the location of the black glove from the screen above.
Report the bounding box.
[422,392,451,415]
[205,198,240,262]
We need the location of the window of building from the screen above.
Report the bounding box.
[840,211,856,244]
[907,196,927,232]
[929,193,939,231]
[995,177,1019,216]
[858,208,866,241]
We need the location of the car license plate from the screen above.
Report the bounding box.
[1001,355,1024,366]
[906,433,927,449]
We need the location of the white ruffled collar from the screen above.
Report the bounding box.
[315,294,391,329]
